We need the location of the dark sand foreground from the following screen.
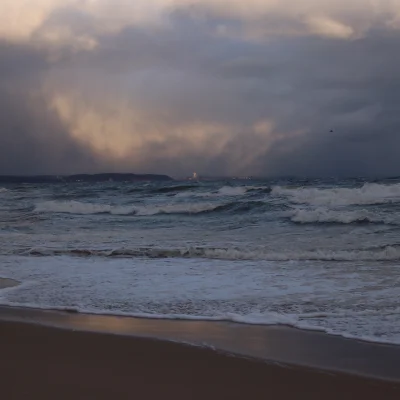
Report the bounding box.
[1,319,400,400]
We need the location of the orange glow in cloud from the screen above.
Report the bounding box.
[49,91,288,174]
[50,92,232,162]
[2,0,400,46]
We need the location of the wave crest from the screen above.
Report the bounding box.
[34,201,137,215]
[272,183,400,206]
[290,208,396,225]
[19,244,400,262]
[34,198,270,216]
[136,202,218,216]
[34,200,223,216]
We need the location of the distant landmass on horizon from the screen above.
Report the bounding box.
[0,173,173,184]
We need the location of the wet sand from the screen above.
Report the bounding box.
[1,319,400,400]
[0,277,19,289]
[1,305,400,381]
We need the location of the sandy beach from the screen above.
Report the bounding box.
[1,311,400,400]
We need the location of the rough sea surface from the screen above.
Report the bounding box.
[1,178,400,343]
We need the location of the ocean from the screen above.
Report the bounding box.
[1,178,400,344]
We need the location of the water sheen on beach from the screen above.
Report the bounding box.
[1,178,400,343]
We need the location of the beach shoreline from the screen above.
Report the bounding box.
[1,316,400,400]
[1,305,400,383]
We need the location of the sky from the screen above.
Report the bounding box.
[1,0,400,177]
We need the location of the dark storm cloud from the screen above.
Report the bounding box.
[116,23,400,178]
[0,42,100,175]
[254,32,400,177]
[2,5,400,177]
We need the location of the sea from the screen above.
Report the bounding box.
[1,177,400,344]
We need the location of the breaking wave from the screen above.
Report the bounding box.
[290,208,397,225]
[35,201,137,215]
[34,200,227,216]
[19,244,400,262]
[210,200,268,214]
[33,199,271,216]
[0,188,8,193]
[272,183,400,206]
[34,200,218,216]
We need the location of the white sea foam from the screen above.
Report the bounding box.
[1,300,398,345]
[0,299,299,327]
[3,299,399,345]
[34,200,219,216]
[290,208,396,225]
[201,246,400,261]
[0,188,8,193]
[1,255,400,345]
[272,183,400,206]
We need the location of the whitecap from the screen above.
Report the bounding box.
[272,183,400,206]
[290,208,397,225]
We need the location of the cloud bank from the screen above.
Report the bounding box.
[1,0,400,177]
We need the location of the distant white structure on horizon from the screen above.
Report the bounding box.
[189,172,199,181]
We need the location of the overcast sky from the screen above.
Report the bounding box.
[1,0,400,177]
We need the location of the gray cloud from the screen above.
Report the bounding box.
[1,7,400,177]
[0,42,101,175]
[256,32,400,177]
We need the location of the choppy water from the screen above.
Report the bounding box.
[1,178,400,343]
